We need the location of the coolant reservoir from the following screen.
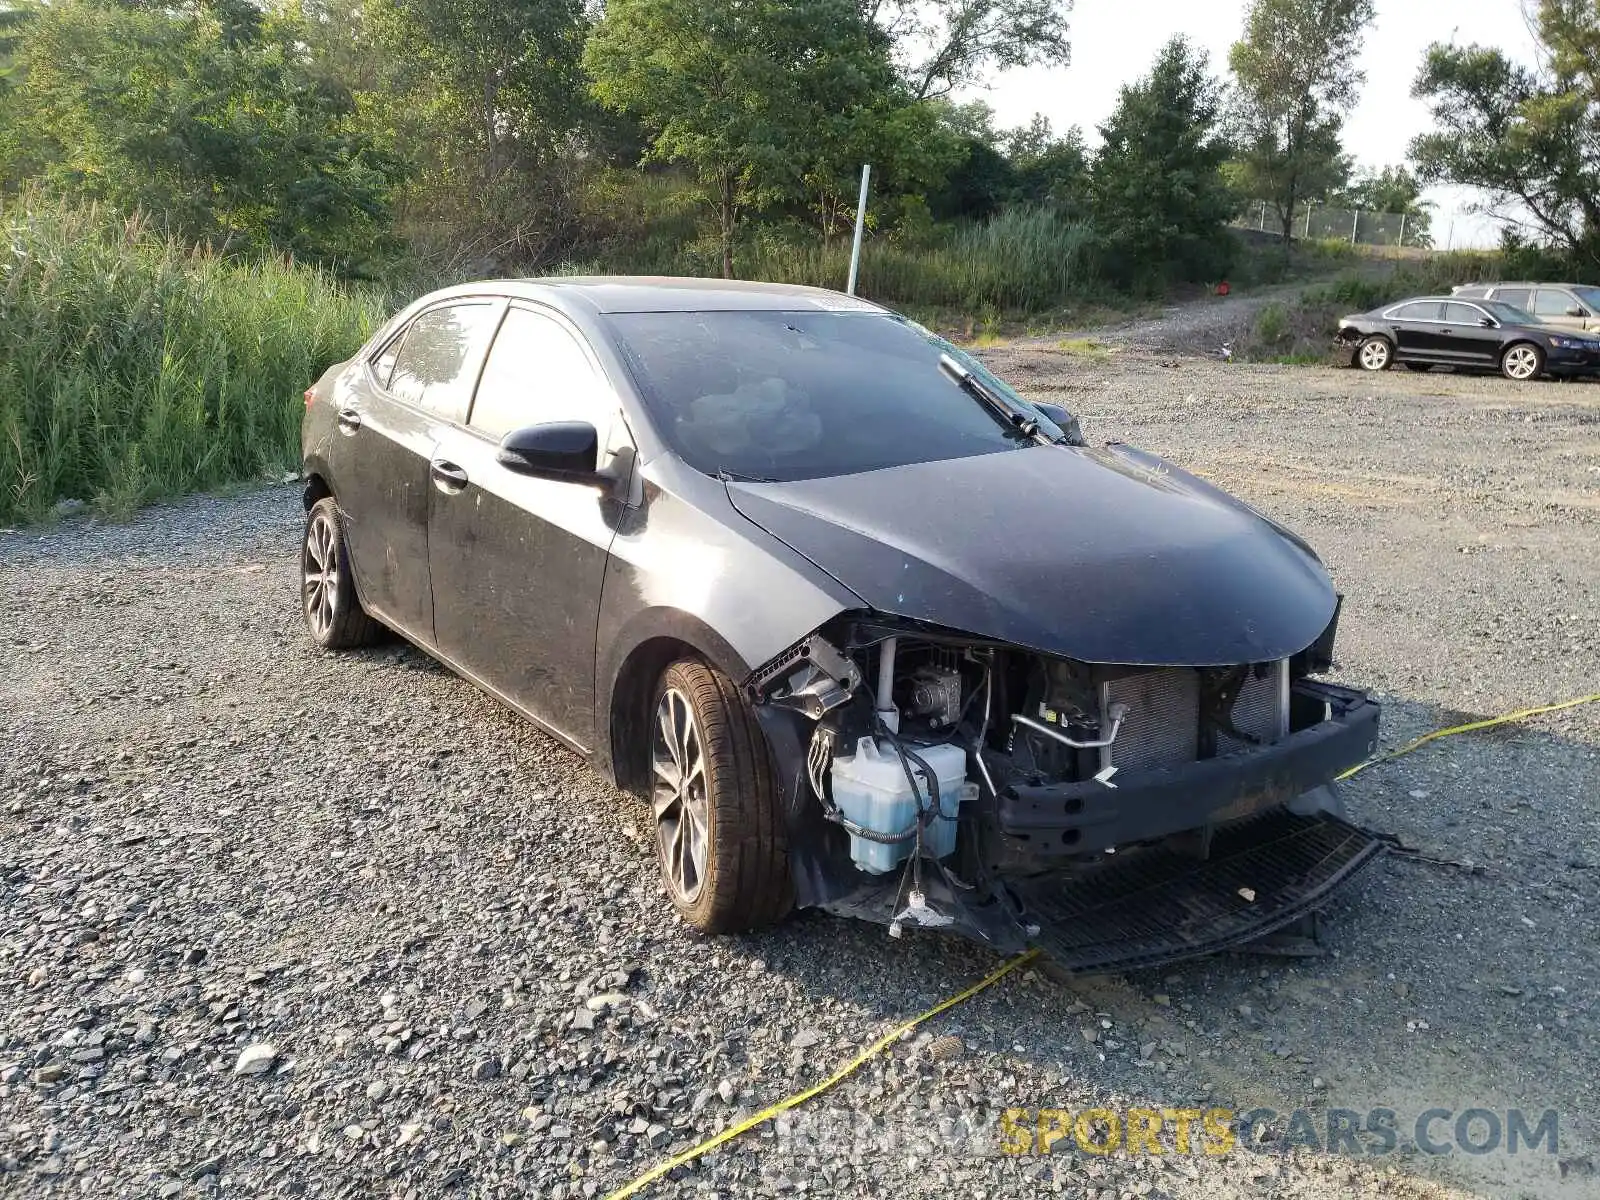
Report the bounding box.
[830,738,973,874]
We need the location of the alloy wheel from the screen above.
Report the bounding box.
[302,510,338,640]
[1359,339,1391,371]
[1503,345,1540,380]
[652,687,709,903]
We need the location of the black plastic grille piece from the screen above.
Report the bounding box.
[1012,811,1384,974]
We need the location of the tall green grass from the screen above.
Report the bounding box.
[566,201,1102,314]
[745,209,1099,313]
[0,193,384,522]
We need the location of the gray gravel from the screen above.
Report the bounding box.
[2,352,1597,1200]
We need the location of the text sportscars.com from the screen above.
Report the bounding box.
[745,1105,1562,1160]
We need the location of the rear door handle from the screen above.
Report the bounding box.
[430,460,469,494]
[336,408,362,433]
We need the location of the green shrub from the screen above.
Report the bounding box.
[0,191,384,522]
[1252,302,1288,346]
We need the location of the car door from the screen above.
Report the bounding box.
[1442,302,1503,368]
[1530,288,1587,331]
[330,299,500,642]
[1384,301,1445,359]
[427,303,633,750]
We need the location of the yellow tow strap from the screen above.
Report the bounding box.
[604,691,1600,1200]
[602,947,1041,1199]
[1337,692,1600,781]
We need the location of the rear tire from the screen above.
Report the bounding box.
[1355,335,1393,371]
[1500,342,1544,381]
[301,497,382,650]
[649,659,792,933]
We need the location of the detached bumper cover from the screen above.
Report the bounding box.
[996,686,1380,855]
[1015,810,1385,973]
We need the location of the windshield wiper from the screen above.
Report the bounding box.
[716,467,781,484]
[937,354,1057,446]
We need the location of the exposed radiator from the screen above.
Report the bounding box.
[1100,662,1288,774]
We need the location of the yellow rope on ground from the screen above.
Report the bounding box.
[1337,692,1600,781]
[601,947,1041,1200]
[605,690,1600,1199]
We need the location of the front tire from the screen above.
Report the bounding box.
[650,659,792,933]
[1500,342,1544,381]
[301,497,381,650]
[1355,335,1393,372]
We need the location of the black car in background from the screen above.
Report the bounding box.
[300,277,1384,972]
[1336,295,1600,380]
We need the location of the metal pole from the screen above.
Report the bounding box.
[1258,200,1266,232]
[846,164,871,296]
[1350,209,1360,245]
[1398,212,1407,251]
[1305,203,1313,240]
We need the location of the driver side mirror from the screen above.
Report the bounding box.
[1479,317,1496,328]
[1567,306,1587,318]
[497,421,603,486]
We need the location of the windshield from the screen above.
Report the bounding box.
[1573,285,1600,311]
[1482,300,1538,325]
[606,310,1070,482]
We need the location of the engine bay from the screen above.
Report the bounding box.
[747,612,1374,950]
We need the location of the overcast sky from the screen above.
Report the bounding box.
[967,0,1543,248]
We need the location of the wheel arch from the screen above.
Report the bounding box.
[302,470,332,511]
[599,610,754,796]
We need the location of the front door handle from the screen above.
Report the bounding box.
[430,460,469,494]
[336,408,362,434]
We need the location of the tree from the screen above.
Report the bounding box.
[864,0,1072,100]
[1331,164,1434,246]
[1092,36,1236,287]
[1004,115,1089,216]
[1227,0,1375,246]
[7,0,401,266]
[586,0,903,277]
[1410,0,1600,267]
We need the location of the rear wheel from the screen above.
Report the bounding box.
[650,659,792,933]
[1355,335,1393,371]
[301,497,381,650]
[1500,342,1544,381]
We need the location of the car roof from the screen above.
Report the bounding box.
[1457,281,1591,290]
[416,275,890,315]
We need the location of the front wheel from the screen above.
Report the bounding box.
[650,659,792,933]
[1355,335,1393,371]
[1500,343,1544,381]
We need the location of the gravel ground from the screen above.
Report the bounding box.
[2,350,1598,1200]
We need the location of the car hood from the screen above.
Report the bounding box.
[725,444,1337,666]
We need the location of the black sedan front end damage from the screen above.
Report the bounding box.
[747,616,1383,972]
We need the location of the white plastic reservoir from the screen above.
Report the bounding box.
[830,737,974,874]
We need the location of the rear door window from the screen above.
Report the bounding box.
[468,306,609,440]
[388,302,499,422]
[1392,302,1444,320]
[1494,287,1532,309]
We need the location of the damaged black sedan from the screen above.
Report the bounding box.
[301,278,1383,971]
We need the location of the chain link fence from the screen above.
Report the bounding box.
[1231,200,1432,250]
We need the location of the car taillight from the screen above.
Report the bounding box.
[304,388,315,409]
